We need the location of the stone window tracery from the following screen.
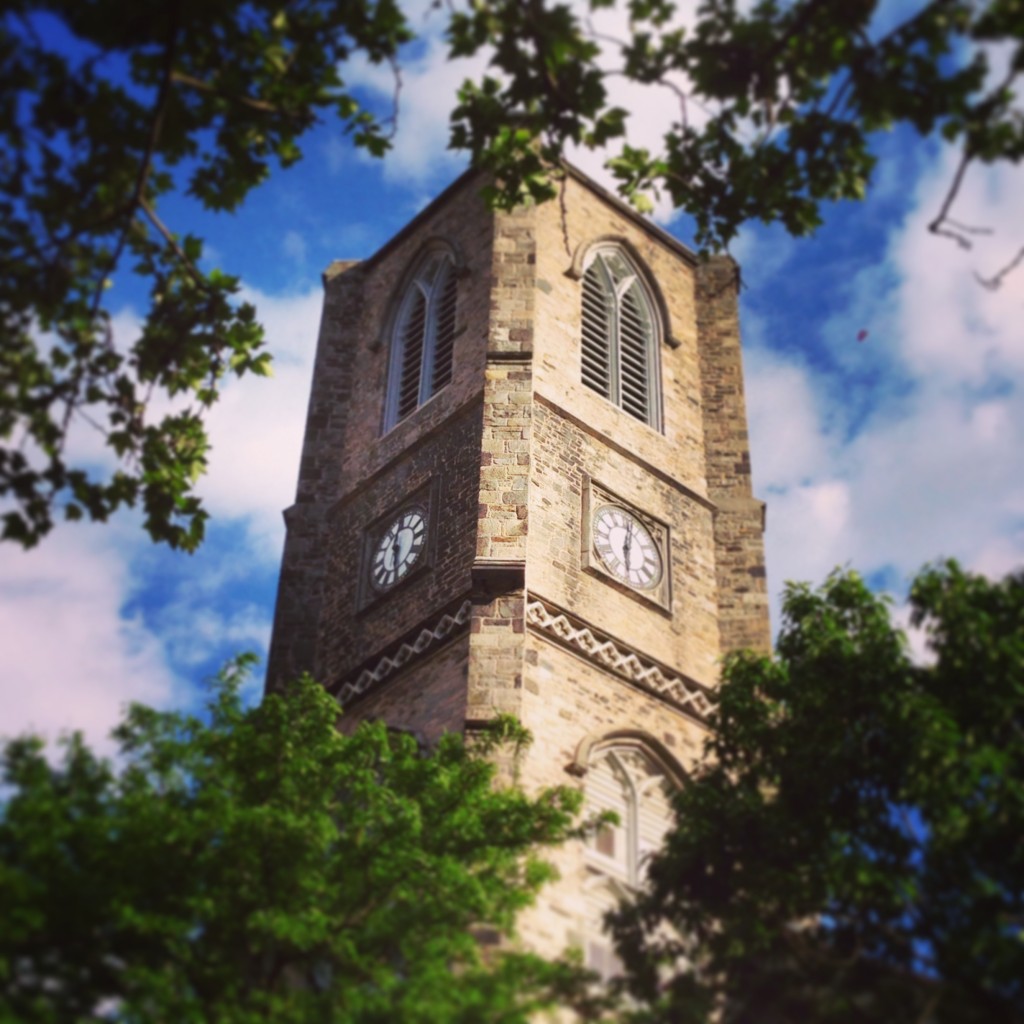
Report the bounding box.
[582,742,675,981]
[383,250,458,432]
[580,247,662,429]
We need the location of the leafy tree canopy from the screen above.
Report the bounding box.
[0,658,601,1023]
[3,0,1021,549]
[458,0,1024,244]
[612,562,1024,1023]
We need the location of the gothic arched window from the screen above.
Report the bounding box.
[582,743,675,981]
[581,247,662,429]
[383,250,458,432]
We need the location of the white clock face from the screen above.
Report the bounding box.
[593,505,662,590]
[371,507,427,591]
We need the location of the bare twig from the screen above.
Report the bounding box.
[74,405,111,438]
[384,55,403,140]
[559,171,571,258]
[943,217,992,238]
[927,151,980,250]
[657,76,691,130]
[975,245,1024,291]
[584,20,629,52]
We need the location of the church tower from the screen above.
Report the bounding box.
[267,165,770,969]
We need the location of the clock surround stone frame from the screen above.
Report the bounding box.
[581,474,673,613]
[357,476,441,611]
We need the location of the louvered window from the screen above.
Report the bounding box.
[582,744,675,982]
[580,249,661,429]
[584,746,674,889]
[383,252,458,432]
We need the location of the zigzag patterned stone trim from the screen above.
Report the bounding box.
[335,599,473,705]
[525,598,716,720]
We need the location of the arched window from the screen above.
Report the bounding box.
[581,247,662,429]
[383,250,458,432]
[582,743,675,981]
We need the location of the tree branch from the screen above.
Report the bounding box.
[89,1,182,323]
[170,69,295,116]
[975,244,1024,290]
[383,56,402,140]
[927,150,982,250]
[138,198,209,290]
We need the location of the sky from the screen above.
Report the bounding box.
[2,2,1022,755]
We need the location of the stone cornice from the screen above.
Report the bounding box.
[333,599,473,706]
[525,596,716,721]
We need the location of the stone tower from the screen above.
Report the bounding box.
[267,165,770,968]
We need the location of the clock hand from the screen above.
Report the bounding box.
[622,520,633,568]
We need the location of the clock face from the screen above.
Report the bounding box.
[371,507,427,591]
[593,504,662,590]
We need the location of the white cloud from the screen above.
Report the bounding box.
[893,150,1024,385]
[155,596,272,670]
[890,600,937,667]
[748,152,1024,634]
[744,347,833,490]
[282,230,308,267]
[0,283,322,752]
[0,523,178,755]
[342,0,698,215]
[198,286,323,559]
[343,6,477,187]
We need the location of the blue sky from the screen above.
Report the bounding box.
[2,2,1022,753]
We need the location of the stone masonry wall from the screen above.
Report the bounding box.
[267,259,362,688]
[527,172,724,685]
[697,256,772,653]
[317,403,482,687]
[465,204,538,723]
[508,174,736,960]
[268,174,497,692]
[266,166,771,972]
[514,635,708,959]
[336,635,471,744]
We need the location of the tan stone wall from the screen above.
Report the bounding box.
[269,175,497,689]
[522,174,724,686]
[532,174,707,497]
[267,166,771,973]
[513,634,707,958]
[337,635,471,743]
[518,636,706,789]
[316,404,482,687]
[527,400,722,685]
[476,363,532,565]
[697,257,773,653]
[267,260,363,686]
[467,588,526,720]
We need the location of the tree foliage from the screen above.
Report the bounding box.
[3,1,1021,550]
[0,658,598,1023]
[612,562,1024,1023]
[458,0,1024,246]
[1,0,410,550]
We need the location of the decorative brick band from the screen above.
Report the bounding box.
[335,599,473,705]
[525,598,716,720]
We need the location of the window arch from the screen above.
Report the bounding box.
[581,742,676,981]
[383,250,458,432]
[585,744,675,886]
[581,247,662,429]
